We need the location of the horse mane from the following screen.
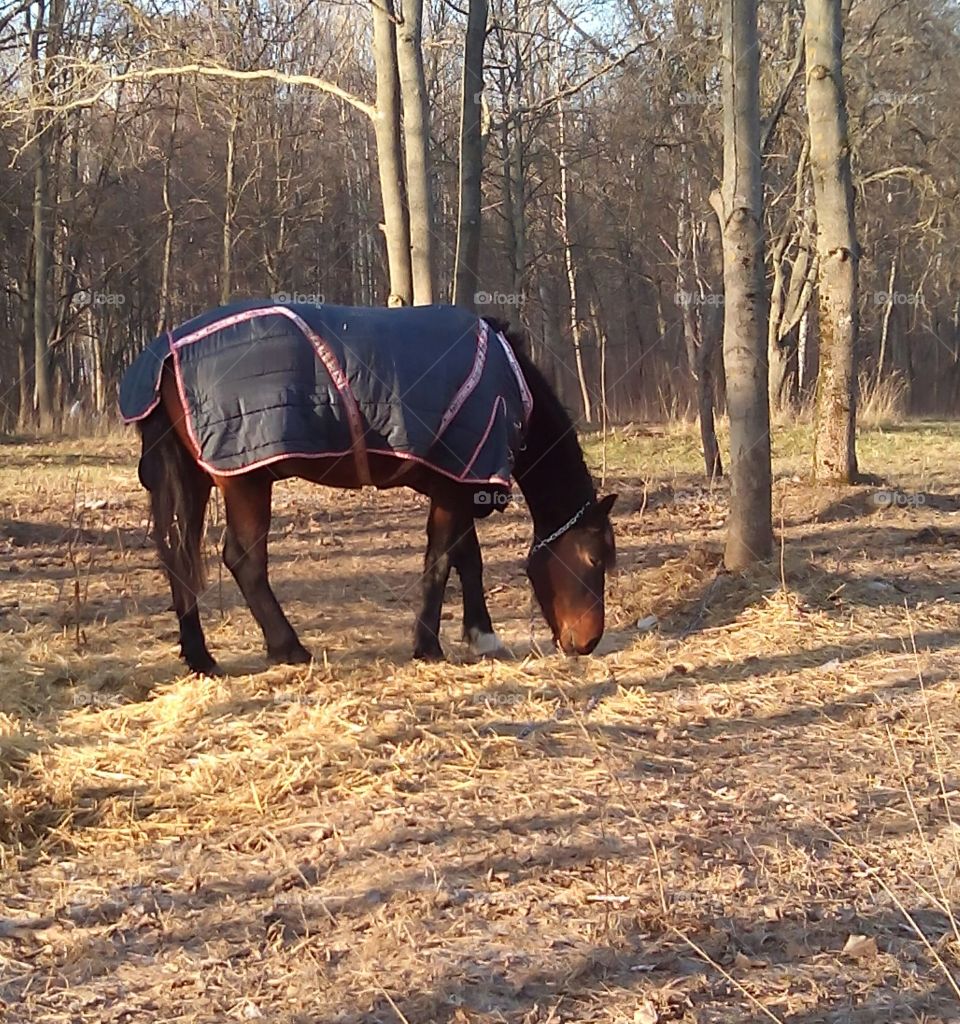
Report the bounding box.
[482,315,596,532]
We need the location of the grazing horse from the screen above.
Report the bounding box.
[120,301,616,674]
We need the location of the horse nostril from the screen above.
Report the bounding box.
[558,633,599,656]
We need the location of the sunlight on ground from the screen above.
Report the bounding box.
[2,423,960,1022]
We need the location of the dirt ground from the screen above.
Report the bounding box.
[2,422,960,1023]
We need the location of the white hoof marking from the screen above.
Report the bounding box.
[467,629,506,658]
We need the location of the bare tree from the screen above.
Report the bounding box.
[806,0,859,482]
[453,0,488,309]
[557,99,592,423]
[396,0,435,304]
[371,0,413,306]
[710,0,772,568]
[0,0,957,432]
[29,0,65,431]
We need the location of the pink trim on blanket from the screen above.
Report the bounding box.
[281,311,372,487]
[126,306,521,490]
[118,331,174,424]
[171,342,205,460]
[436,319,488,441]
[495,330,534,425]
[459,396,506,480]
[188,444,512,488]
[170,305,372,486]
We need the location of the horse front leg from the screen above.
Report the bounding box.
[413,498,468,661]
[220,473,311,665]
[451,520,507,658]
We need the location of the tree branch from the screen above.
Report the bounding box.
[32,62,376,120]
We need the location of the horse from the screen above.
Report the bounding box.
[121,301,616,674]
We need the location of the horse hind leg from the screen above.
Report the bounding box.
[220,473,311,666]
[139,409,218,675]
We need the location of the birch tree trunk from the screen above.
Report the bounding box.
[453,0,488,309]
[372,0,412,306]
[220,96,240,306]
[558,100,593,423]
[396,0,434,304]
[18,261,33,429]
[676,193,723,477]
[876,249,898,387]
[32,137,54,430]
[798,304,811,395]
[806,0,859,482]
[711,0,772,568]
[158,79,182,332]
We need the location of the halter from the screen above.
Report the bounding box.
[529,499,594,555]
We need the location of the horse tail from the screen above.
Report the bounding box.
[137,401,208,597]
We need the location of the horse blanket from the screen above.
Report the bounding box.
[119,301,533,487]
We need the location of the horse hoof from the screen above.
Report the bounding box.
[188,657,222,677]
[466,628,510,660]
[269,644,312,666]
[413,645,444,663]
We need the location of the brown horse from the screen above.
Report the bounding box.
[133,313,616,674]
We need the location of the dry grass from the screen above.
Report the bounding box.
[857,372,911,428]
[2,425,960,1022]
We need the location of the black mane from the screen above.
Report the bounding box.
[483,317,596,535]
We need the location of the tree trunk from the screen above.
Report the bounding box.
[798,303,811,396]
[18,250,34,429]
[371,0,413,306]
[557,100,593,423]
[876,249,898,387]
[90,304,104,415]
[806,0,859,482]
[396,0,435,304]
[220,96,240,306]
[453,0,488,309]
[712,0,772,568]
[158,79,182,333]
[33,133,54,431]
[28,0,63,433]
[676,187,722,478]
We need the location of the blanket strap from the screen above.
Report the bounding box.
[285,310,372,486]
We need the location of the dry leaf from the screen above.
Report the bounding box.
[633,999,659,1024]
[842,934,878,960]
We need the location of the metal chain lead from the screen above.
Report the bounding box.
[528,499,594,555]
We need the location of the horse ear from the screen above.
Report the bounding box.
[595,493,617,518]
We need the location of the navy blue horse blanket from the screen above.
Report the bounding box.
[119,301,533,487]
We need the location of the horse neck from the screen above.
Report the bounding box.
[512,364,595,536]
